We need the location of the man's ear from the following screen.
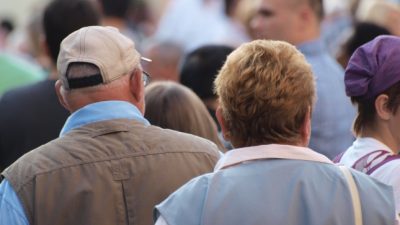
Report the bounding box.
[216,106,230,141]
[375,94,392,121]
[55,80,70,111]
[129,69,145,114]
[297,3,316,30]
[299,4,312,21]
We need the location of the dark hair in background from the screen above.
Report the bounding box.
[224,0,238,16]
[43,0,100,63]
[100,0,130,18]
[145,81,226,151]
[345,23,391,57]
[1,19,14,33]
[351,81,400,135]
[337,23,391,68]
[309,0,324,21]
[180,45,234,100]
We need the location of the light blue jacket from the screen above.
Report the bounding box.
[155,144,397,225]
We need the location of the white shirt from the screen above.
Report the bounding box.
[340,137,400,213]
[152,0,249,53]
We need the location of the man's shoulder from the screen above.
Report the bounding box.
[0,80,55,113]
[1,80,54,100]
[150,125,217,145]
[348,167,397,214]
[66,119,221,158]
[349,167,393,191]
[144,125,221,155]
[1,137,62,191]
[155,173,213,223]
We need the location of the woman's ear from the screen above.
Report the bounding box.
[216,106,230,141]
[300,106,312,147]
[375,94,392,121]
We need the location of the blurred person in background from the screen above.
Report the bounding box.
[126,0,157,41]
[0,25,220,225]
[0,0,100,171]
[0,17,45,95]
[154,39,397,225]
[152,0,249,53]
[332,0,400,67]
[356,0,400,36]
[0,18,14,49]
[321,0,400,58]
[335,35,400,214]
[250,0,355,159]
[320,0,354,56]
[0,53,45,96]
[145,81,226,151]
[99,0,144,50]
[180,45,235,149]
[225,0,255,40]
[22,11,53,73]
[230,0,259,40]
[336,22,391,68]
[180,45,234,129]
[142,41,183,82]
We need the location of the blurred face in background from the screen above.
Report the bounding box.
[250,0,302,44]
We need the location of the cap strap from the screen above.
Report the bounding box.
[67,73,103,89]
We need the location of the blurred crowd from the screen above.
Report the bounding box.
[1,0,400,224]
[0,0,399,97]
[1,0,400,89]
[0,0,399,148]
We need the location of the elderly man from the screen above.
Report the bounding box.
[0,26,220,225]
[250,0,355,159]
[154,40,397,225]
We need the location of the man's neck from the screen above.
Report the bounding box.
[292,28,320,46]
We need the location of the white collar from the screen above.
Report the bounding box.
[341,137,393,166]
[215,144,332,171]
[351,137,392,153]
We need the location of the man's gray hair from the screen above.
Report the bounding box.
[66,62,101,79]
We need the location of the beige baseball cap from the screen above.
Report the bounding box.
[57,26,151,89]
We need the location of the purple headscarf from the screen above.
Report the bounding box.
[345,35,400,100]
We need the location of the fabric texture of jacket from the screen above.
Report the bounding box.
[2,118,220,225]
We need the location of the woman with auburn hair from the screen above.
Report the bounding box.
[335,35,400,213]
[144,81,225,151]
[154,40,396,225]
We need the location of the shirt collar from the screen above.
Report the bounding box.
[214,144,333,171]
[60,101,150,137]
[348,137,392,155]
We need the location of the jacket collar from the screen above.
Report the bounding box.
[215,144,332,171]
[60,101,149,137]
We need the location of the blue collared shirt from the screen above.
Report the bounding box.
[0,101,149,225]
[297,39,355,159]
